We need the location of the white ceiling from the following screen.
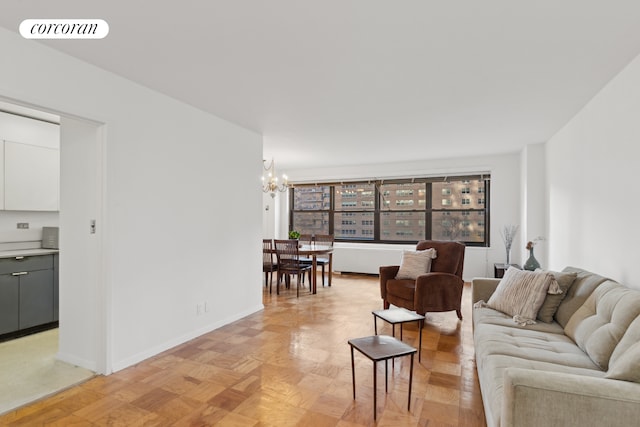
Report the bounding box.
[2,1,640,169]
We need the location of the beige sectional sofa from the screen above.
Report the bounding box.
[472,267,640,427]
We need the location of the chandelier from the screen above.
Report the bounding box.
[262,158,288,198]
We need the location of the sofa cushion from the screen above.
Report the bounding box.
[537,271,578,323]
[477,354,605,427]
[606,315,640,382]
[395,248,436,280]
[474,306,565,335]
[475,322,599,370]
[485,268,554,325]
[555,267,609,328]
[565,281,640,370]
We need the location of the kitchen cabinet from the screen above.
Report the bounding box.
[0,111,60,211]
[19,269,54,329]
[3,141,60,211]
[0,274,19,335]
[53,253,59,321]
[0,254,56,336]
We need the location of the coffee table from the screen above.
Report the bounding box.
[348,335,417,420]
[372,308,425,361]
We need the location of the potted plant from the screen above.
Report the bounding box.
[288,230,301,240]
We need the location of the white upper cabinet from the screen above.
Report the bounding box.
[0,111,60,211]
[4,141,60,211]
[0,111,59,149]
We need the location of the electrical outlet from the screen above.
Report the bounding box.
[204,302,209,313]
[196,304,202,316]
[17,223,29,229]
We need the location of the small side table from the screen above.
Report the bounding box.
[372,308,425,361]
[494,263,522,278]
[348,335,416,420]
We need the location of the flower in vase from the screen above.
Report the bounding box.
[526,236,545,251]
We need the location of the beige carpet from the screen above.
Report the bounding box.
[0,329,95,415]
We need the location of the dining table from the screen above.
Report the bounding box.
[298,243,333,294]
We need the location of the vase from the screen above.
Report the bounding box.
[524,247,540,271]
[505,247,512,265]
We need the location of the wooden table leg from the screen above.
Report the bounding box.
[312,255,318,294]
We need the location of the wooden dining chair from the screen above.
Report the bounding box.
[298,234,313,246]
[297,233,313,285]
[274,239,312,297]
[314,234,334,286]
[262,239,278,293]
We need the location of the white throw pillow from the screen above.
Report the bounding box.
[395,248,437,280]
[485,268,554,325]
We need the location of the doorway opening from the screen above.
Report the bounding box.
[0,98,106,414]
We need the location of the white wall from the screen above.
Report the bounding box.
[520,143,547,268]
[58,117,103,371]
[0,27,264,373]
[546,52,640,289]
[272,153,523,281]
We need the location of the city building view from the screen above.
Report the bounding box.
[291,176,488,245]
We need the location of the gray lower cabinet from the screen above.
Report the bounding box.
[0,274,20,335]
[53,253,59,321]
[19,269,54,329]
[0,254,56,336]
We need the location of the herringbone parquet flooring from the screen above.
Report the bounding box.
[0,273,486,426]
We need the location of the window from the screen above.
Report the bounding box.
[334,183,375,240]
[291,185,330,235]
[290,175,490,246]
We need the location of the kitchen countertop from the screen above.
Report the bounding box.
[0,248,59,259]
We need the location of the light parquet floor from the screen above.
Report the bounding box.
[0,273,486,426]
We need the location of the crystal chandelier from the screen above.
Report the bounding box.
[262,158,288,198]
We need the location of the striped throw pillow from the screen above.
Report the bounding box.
[395,248,437,280]
[486,268,554,325]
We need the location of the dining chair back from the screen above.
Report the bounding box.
[313,234,334,286]
[298,234,313,246]
[274,239,312,297]
[263,239,278,293]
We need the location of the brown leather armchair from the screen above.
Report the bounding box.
[380,240,466,319]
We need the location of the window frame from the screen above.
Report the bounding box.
[289,174,490,247]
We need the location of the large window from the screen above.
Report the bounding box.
[290,175,490,246]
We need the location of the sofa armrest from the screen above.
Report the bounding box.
[502,368,640,427]
[471,278,500,304]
